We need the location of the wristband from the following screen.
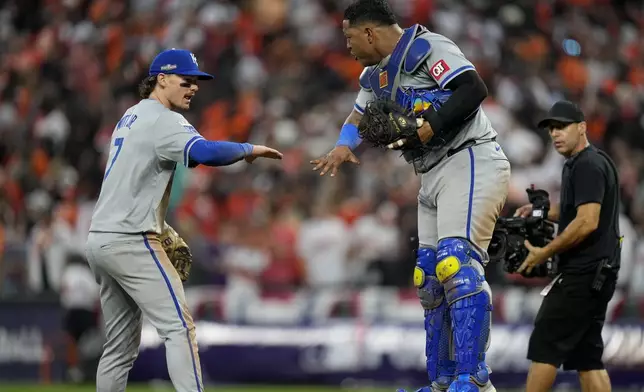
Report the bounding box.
[335,123,362,150]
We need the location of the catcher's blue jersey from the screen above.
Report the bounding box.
[354,24,496,172]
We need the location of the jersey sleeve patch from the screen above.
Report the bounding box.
[176,116,199,134]
[183,125,198,134]
[430,60,450,80]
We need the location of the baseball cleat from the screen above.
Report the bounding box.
[446,374,496,392]
[396,383,452,392]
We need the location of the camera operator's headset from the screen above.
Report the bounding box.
[595,149,624,275]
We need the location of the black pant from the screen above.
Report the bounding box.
[527,272,616,371]
[64,308,98,343]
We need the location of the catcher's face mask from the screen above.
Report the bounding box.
[342,20,380,66]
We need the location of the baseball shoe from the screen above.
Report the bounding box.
[446,374,496,392]
[396,387,431,392]
[479,381,496,392]
[396,377,453,392]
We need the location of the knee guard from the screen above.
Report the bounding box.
[436,238,492,380]
[414,247,455,388]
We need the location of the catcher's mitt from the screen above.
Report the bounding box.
[358,98,424,149]
[160,224,193,282]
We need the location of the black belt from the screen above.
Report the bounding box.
[412,137,497,174]
[446,137,496,158]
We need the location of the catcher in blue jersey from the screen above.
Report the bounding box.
[311,1,511,391]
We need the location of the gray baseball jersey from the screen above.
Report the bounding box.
[89,98,203,235]
[355,28,497,172]
[353,25,510,253]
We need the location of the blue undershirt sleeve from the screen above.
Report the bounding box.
[187,139,253,167]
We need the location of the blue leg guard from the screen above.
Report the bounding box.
[414,247,456,391]
[435,238,493,392]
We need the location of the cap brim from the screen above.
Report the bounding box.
[537,116,576,129]
[180,70,214,80]
[149,70,215,80]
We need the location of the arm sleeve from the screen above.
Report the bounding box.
[188,139,253,167]
[153,112,205,167]
[421,70,488,139]
[424,35,476,90]
[573,158,606,207]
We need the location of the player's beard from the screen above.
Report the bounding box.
[171,93,192,111]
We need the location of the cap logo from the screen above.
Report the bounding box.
[160,64,177,71]
[190,53,198,66]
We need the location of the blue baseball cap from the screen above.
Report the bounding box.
[149,49,214,80]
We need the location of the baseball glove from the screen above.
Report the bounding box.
[160,224,193,282]
[358,98,424,149]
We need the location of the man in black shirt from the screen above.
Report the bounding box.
[514,100,620,392]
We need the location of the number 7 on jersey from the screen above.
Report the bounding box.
[104,137,124,180]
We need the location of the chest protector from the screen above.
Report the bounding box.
[359,24,452,118]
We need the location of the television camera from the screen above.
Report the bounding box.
[488,186,558,278]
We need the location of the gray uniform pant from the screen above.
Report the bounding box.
[85,232,203,392]
[418,140,511,253]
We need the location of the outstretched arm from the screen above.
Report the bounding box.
[310,109,363,177]
[310,68,373,177]
[154,111,281,168]
[335,67,374,150]
[188,140,253,167]
[335,109,364,150]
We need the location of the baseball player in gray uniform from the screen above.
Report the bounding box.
[85,49,282,392]
[311,1,510,391]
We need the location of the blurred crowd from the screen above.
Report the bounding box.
[1,0,644,321]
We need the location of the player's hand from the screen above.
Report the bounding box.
[245,145,283,163]
[514,204,533,218]
[310,146,360,177]
[387,121,433,150]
